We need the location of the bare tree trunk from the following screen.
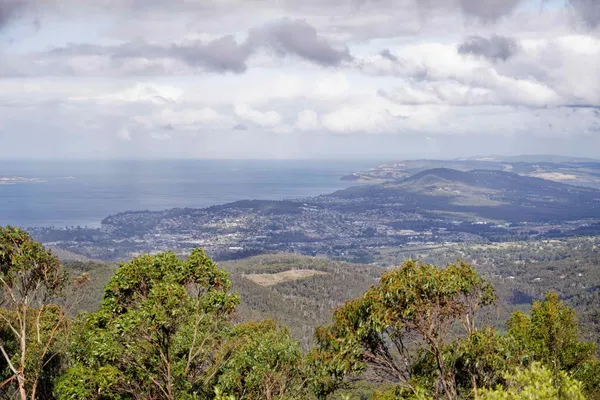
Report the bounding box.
[167,359,174,400]
[18,375,27,400]
[30,383,38,400]
[19,304,28,400]
[433,345,457,400]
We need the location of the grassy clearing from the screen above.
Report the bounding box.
[244,269,329,286]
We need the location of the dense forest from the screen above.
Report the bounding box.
[2,226,600,399]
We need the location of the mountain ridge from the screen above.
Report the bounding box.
[330,167,600,222]
[396,168,590,193]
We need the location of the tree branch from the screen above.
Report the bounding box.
[0,343,18,376]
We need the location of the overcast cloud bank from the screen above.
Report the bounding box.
[1,0,599,159]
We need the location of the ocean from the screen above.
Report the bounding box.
[0,159,376,228]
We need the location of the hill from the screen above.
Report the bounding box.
[331,168,600,222]
[59,253,383,347]
[499,154,600,163]
[342,157,600,188]
[48,246,91,262]
[59,238,600,349]
[221,254,383,347]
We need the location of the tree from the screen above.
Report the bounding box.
[571,360,600,400]
[416,292,600,399]
[0,226,78,400]
[210,320,309,400]
[506,292,596,375]
[477,363,586,400]
[412,327,509,397]
[309,322,366,400]
[313,260,496,400]
[504,292,598,398]
[55,249,239,400]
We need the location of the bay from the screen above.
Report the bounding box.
[0,159,375,228]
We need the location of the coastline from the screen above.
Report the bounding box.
[1,159,371,229]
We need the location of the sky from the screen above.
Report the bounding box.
[0,0,600,160]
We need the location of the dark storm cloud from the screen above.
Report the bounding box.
[380,49,398,62]
[138,36,251,73]
[44,19,351,75]
[248,19,353,66]
[569,0,600,28]
[458,35,519,62]
[0,0,27,30]
[456,0,522,21]
[3,0,600,29]
[369,0,600,26]
[454,0,600,28]
[411,0,522,23]
[273,0,521,22]
[3,0,600,45]
[49,37,251,73]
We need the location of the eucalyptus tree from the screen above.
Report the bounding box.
[0,226,84,400]
[56,250,240,400]
[312,260,496,400]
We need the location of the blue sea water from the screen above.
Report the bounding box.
[0,159,375,228]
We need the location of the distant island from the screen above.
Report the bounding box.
[0,176,44,184]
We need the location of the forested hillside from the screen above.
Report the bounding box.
[223,255,382,347]
[56,237,600,347]
[57,254,382,347]
[3,227,600,399]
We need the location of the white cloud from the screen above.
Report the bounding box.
[71,83,184,105]
[132,107,230,132]
[234,103,282,127]
[150,132,173,141]
[312,72,351,99]
[295,109,321,131]
[423,105,600,138]
[116,126,132,141]
[321,101,401,134]
[359,34,600,108]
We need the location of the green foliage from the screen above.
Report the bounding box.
[571,360,600,400]
[502,292,597,398]
[310,322,366,399]
[213,387,236,400]
[4,231,600,400]
[371,385,433,400]
[0,226,71,400]
[445,328,508,393]
[210,320,308,400]
[56,249,239,400]
[412,327,509,397]
[506,292,596,374]
[0,226,66,297]
[477,363,586,400]
[0,305,69,400]
[413,292,599,399]
[53,364,125,400]
[412,292,599,399]
[313,260,496,399]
